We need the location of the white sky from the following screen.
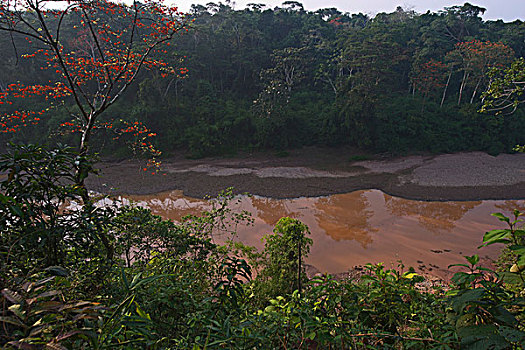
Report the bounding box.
[173,0,524,22]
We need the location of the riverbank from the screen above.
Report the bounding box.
[87,148,525,201]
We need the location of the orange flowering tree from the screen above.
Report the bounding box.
[0,0,191,187]
[448,40,514,105]
[411,59,447,98]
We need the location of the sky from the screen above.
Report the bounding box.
[173,0,524,22]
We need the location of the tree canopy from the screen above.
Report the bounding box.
[0,2,523,157]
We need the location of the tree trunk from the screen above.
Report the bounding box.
[458,70,469,105]
[76,117,96,199]
[421,94,427,114]
[470,77,482,104]
[76,118,115,265]
[441,71,452,107]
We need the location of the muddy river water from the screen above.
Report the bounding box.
[114,189,524,279]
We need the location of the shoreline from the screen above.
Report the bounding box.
[87,148,525,201]
[85,148,523,281]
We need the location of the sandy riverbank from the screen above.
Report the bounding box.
[86,148,525,201]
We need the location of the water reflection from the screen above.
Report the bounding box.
[384,194,481,233]
[314,191,376,247]
[126,190,209,221]
[117,189,523,278]
[251,197,296,226]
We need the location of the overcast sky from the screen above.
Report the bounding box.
[173,0,524,22]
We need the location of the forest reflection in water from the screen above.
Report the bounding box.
[120,189,524,278]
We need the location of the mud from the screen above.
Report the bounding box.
[87,148,525,201]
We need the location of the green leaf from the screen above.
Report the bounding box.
[481,230,513,247]
[0,316,25,327]
[518,255,525,266]
[508,246,525,265]
[402,272,418,279]
[479,239,511,248]
[514,229,525,237]
[491,306,517,326]
[129,274,171,291]
[452,288,485,313]
[509,245,525,252]
[121,269,129,291]
[459,325,509,350]
[135,303,151,321]
[498,326,525,345]
[466,255,479,267]
[264,306,275,312]
[491,213,510,223]
[500,272,524,284]
[463,335,509,350]
[8,204,24,217]
[8,304,25,319]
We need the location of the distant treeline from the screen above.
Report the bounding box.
[1,2,524,157]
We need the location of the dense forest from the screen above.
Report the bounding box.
[1,1,524,157]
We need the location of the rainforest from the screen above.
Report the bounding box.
[0,1,524,349]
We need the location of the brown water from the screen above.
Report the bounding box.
[117,189,524,279]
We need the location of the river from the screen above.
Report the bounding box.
[109,189,524,279]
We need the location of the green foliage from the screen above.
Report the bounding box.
[1,144,524,349]
[0,144,114,274]
[447,211,525,349]
[110,206,213,267]
[0,274,107,349]
[1,3,524,157]
[254,217,312,301]
[482,57,525,115]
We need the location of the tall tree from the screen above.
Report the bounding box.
[448,40,514,105]
[0,0,190,191]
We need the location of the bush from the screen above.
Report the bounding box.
[1,144,523,349]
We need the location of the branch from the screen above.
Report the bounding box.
[55,3,77,43]
[103,19,188,111]
[82,6,112,90]
[25,0,90,121]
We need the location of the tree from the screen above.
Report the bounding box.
[257,217,312,298]
[440,2,486,42]
[281,1,304,12]
[481,57,525,152]
[254,46,310,117]
[336,30,408,147]
[0,0,191,193]
[482,57,525,115]
[447,40,514,105]
[410,59,447,99]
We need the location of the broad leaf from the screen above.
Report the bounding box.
[491,213,510,223]
[452,288,485,313]
[481,229,511,247]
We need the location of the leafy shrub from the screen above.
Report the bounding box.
[0,144,115,276]
[447,211,525,349]
[253,217,312,303]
